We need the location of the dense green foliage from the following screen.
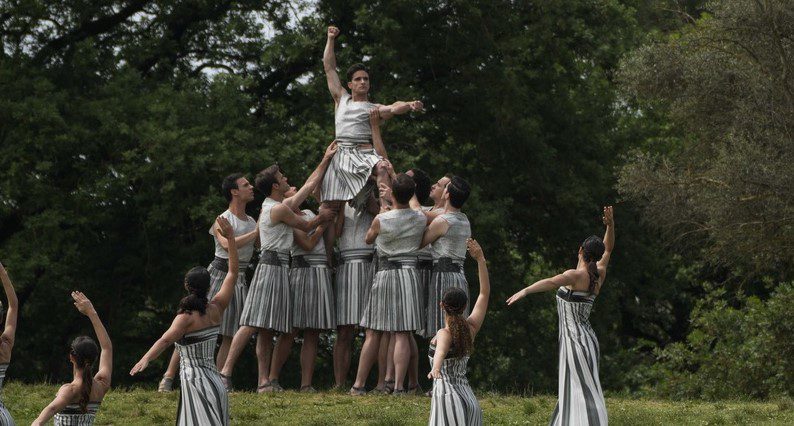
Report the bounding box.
[0,0,789,400]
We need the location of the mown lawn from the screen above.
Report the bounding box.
[4,382,793,425]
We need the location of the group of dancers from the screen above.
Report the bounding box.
[0,25,616,426]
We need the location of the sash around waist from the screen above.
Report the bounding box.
[258,250,290,267]
[209,256,249,272]
[377,255,419,271]
[291,254,329,268]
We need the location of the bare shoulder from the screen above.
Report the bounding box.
[58,383,79,398]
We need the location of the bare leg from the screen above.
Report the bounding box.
[393,332,411,391]
[300,330,320,388]
[386,332,396,386]
[408,334,419,389]
[221,326,257,377]
[215,336,231,371]
[352,329,383,389]
[333,325,355,387]
[269,332,296,384]
[256,331,274,387]
[376,332,390,390]
[164,349,180,378]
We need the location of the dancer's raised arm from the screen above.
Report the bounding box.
[72,292,112,389]
[598,206,614,273]
[0,262,18,358]
[377,100,424,120]
[209,217,239,313]
[283,141,338,212]
[324,25,346,103]
[465,239,490,336]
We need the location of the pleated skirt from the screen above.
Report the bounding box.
[207,263,248,337]
[291,265,336,330]
[240,262,291,333]
[335,256,374,326]
[320,142,381,202]
[176,328,229,426]
[429,374,482,426]
[360,267,423,332]
[424,271,469,339]
[0,405,12,426]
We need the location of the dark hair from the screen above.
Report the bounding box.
[178,266,210,315]
[221,173,245,202]
[447,176,471,209]
[255,164,281,197]
[346,63,369,82]
[442,287,473,355]
[581,235,605,293]
[70,336,99,413]
[409,169,432,205]
[391,173,416,205]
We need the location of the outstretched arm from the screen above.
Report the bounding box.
[0,262,18,354]
[130,314,191,376]
[283,141,338,211]
[465,240,490,337]
[209,216,239,313]
[71,291,113,389]
[323,26,346,103]
[32,385,77,426]
[377,100,423,120]
[597,205,614,272]
[505,269,577,306]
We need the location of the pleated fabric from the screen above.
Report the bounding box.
[335,248,375,326]
[549,288,608,426]
[291,255,336,330]
[359,256,423,331]
[239,254,291,333]
[320,142,381,202]
[428,344,482,426]
[424,268,469,339]
[416,256,432,337]
[53,402,101,426]
[0,363,14,426]
[207,262,248,337]
[175,326,229,426]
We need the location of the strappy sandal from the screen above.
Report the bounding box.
[256,381,271,394]
[219,373,232,392]
[384,379,395,394]
[349,386,367,396]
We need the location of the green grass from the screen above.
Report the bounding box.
[4,383,793,425]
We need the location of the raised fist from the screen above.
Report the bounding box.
[327,26,340,40]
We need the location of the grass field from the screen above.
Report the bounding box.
[4,382,793,425]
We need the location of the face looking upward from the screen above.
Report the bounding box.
[232,177,255,203]
[347,70,370,96]
[430,176,451,205]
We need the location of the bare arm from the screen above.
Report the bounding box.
[273,204,333,233]
[364,216,381,245]
[283,141,338,211]
[209,217,239,313]
[294,223,326,251]
[130,314,192,376]
[505,269,578,306]
[465,240,490,336]
[598,206,614,272]
[420,216,448,249]
[0,263,18,353]
[370,109,388,159]
[323,26,346,103]
[427,329,451,380]
[377,100,423,120]
[71,292,113,389]
[214,227,258,251]
[32,384,77,426]
[334,208,345,238]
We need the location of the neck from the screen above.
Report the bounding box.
[444,200,460,213]
[228,199,246,216]
[351,92,368,102]
[269,192,285,202]
[393,201,410,210]
[431,198,444,210]
[72,364,84,382]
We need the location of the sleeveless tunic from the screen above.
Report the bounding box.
[336,204,376,325]
[53,402,101,426]
[425,212,471,338]
[175,326,229,426]
[428,342,482,425]
[290,210,335,330]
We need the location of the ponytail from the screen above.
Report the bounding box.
[70,336,99,413]
[179,267,211,314]
[177,292,209,315]
[79,361,94,413]
[586,261,600,294]
[441,287,473,355]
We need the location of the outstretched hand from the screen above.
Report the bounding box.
[216,216,233,239]
[129,359,148,376]
[602,205,614,227]
[72,291,96,316]
[409,100,424,112]
[327,26,340,40]
[505,288,527,306]
[467,238,485,262]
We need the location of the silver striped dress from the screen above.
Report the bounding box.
[290,210,336,330]
[207,209,257,337]
[175,326,229,426]
[336,204,375,326]
[549,288,608,426]
[0,363,13,425]
[321,92,382,202]
[240,198,292,333]
[428,343,482,426]
[53,402,101,426]
[360,209,426,331]
[425,212,471,338]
